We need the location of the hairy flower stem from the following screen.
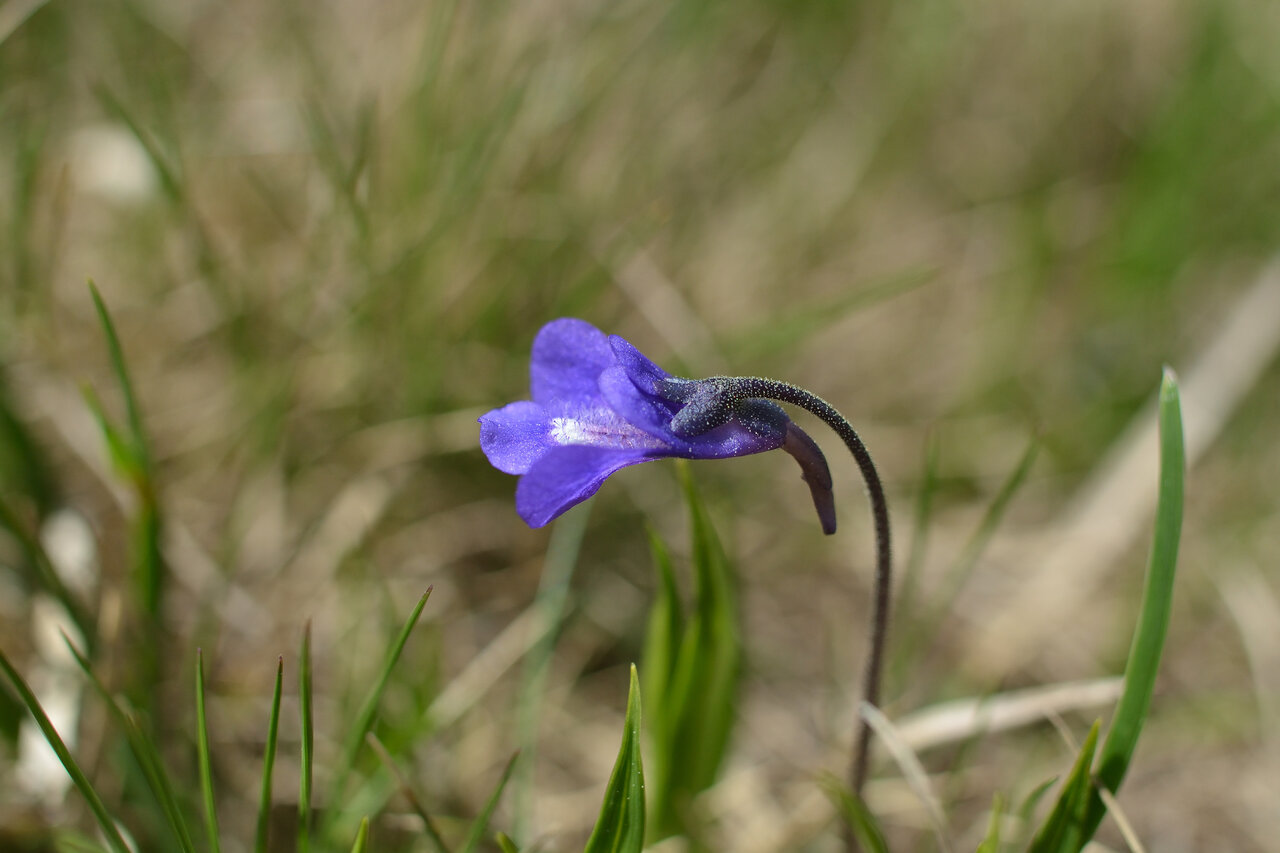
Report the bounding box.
[711,377,891,824]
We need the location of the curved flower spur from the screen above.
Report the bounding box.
[479,318,892,820]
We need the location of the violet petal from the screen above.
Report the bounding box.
[531,318,616,405]
[599,365,679,439]
[479,401,552,475]
[515,445,654,527]
[608,334,669,395]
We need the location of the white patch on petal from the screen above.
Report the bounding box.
[549,412,666,450]
[549,417,592,444]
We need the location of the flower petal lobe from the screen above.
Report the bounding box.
[515,446,652,527]
[531,319,615,404]
[479,401,552,474]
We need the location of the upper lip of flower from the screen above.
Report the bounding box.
[478,318,791,527]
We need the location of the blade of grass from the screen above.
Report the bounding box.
[327,588,433,811]
[901,438,1039,669]
[639,524,682,837]
[1095,787,1148,853]
[941,437,1039,600]
[366,732,451,853]
[90,86,225,293]
[255,656,285,853]
[891,430,941,665]
[195,649,222,853]
[0,371,59,512]
[0,671,18,748]
[63,636,196,853]
[1078,368,1185,841]
[513,504,590,839]
[80,386,136,479]
[304,98,373,246]
[459,752,519,853]
[661,466,740,838]
[87,282,166,712]
[495,832,519,853]
[859,701,954,853]
[0,496,95,651]
[1027,721,1100,853]
[349,817,370,853]
[299,622,315,853]
[821,777,889,853]
[0,645,131,853]
[51,831,113,853]
[641,527,682,720]
[87,282,149,471]
[1006,778,1056,852]
[583,665,645,853]
[90,87,183,206]
[976,794,1003,853]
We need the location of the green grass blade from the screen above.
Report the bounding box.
[583,665,645,853]
[87,282,149,472]
[976,793,1003,853]
[349,817,370,853]
[677,467,740,818]
[255,656,285,853]
[299,622,315,853]
[365,732,451,853]
[495,832,519,853]
[514,505,590,839]
[820,777,889,853]
[1078,368,1185,839]
[641,527,682,725]
[91,87,184,206]
[1026,721,1100,853]
[0,497,96,651]
[687,469,740,788]
[79,386,136,481]
[639,525,682,833]
[0,369,59,514]
[195,649,223,853]
[942,437,1039,601]
[87,283,166,708]
[1008,778,1057,851]
[304,98,374,245]
[459,752,519,853]
[647,466,741,841]
[0,675,19,749]
[892,431,941,656]
[52,831,113,853]
[902,437,1039,668]
[63,637,196,853]
[328,588,433,809]
[0,645,132,853]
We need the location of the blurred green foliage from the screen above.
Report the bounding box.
[642,466,740,845]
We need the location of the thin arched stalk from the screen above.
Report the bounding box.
[708,376,892,821]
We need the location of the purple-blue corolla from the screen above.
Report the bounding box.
[479,318,834,530]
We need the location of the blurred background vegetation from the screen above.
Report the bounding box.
[1,0,1278,850]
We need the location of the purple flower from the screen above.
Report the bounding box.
[479,318,835,530]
